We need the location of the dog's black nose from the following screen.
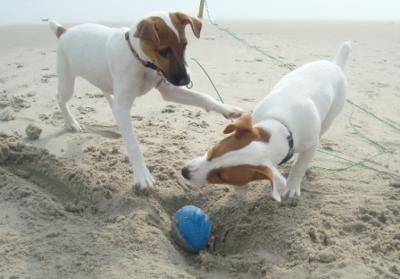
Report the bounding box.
[181,166,191,180]
[177,76,190,86]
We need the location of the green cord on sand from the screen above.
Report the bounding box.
[346,99,400,131]
[204,0,295,70]
[190,58,225,104]
[192,0,399,178]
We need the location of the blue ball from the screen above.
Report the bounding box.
[171,205,212,253]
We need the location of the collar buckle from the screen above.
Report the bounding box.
[278,122,294,165]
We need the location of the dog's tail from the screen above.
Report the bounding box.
[49,20,66,39]
[333,41,351,69]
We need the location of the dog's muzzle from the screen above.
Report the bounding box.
[169,74,191,87]
[181,166,191,180]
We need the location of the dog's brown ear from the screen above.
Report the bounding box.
[171,12,202,38]
[223,123,236,134]
[223,113,253,138]
[134,19,160,43]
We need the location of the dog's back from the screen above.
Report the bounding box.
[253,42,351,137]
[50,21,123,92]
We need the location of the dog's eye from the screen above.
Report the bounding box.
[157,48,171,58]
[182,43,187,51]
[216,172,224,181]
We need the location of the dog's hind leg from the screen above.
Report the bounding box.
[56,52,81,132]
[320,85,346,136]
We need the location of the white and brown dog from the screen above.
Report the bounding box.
[49,12,243,190]
[182,41,351,202]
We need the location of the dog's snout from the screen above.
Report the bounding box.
[181,166,191,180]
[177,76,190,86]
[168,67,190,86]
[171,74,190,86]
[168,76,188,86]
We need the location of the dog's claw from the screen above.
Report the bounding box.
[134,176,154,189]
[271,188,282,202]
[285,189,296,199]
[221,104,244,119]
[65,120,83,132]
[271,173,287,202]
[133,167,155,193]
[281,187,300,206]
[283,184,301,199]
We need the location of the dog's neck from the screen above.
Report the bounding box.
[127,29,153,64]
[255,119,292,166]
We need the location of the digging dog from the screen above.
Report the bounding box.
[49,12,243,190]
[182,42,351,201]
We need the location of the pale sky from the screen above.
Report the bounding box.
[1,0,399,25]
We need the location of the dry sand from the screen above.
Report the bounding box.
[0,20,399,278]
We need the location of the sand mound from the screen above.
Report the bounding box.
[1,21,400,279]
[1,132,399,279]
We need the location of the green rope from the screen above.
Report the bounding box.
[348,110,393,153]
[314,149,399,177]
[312,155,400,177]
[204,0,295,70]
[313,150,382,171]
[195,0,399,178]
[203,0,399,131]
[346,99,400,131]
[191,55,400,177]
[190,58,225,104]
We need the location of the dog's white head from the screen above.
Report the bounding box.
[133,11,202,86]
[182,114,287,201]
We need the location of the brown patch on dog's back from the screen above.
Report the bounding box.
[207,114,270,161]
[207,165,273,186]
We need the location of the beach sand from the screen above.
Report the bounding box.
[0,20,399,278]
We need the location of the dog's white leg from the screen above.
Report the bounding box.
[56,53,81,132]
[284,145,318,198]
[270,167,287,202]
[112,89,154,190]
[157,82,243,118]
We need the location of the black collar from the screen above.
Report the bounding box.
[277,121,294,165]
[124,32,162,72]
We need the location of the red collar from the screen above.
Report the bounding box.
[125,32,164,74]
[125,32,166,87]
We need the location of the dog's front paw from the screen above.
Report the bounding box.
[220,104,244,119]
[133,166,155,192]
[64,119,83,132]
[283,183,301,199]
[271,187,282,202]
[270,173,287,202]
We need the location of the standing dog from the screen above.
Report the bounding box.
[49,12,243,189]
[182,42,351,202]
